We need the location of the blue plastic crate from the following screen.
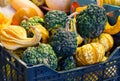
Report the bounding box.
[0,1,120,81]
[0,45,120,81]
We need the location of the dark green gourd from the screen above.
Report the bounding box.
[76,4,107,39]
[44,10,69,31]
[49,27,77,58]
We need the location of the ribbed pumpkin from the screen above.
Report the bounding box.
[92,33,114,52]
[75,43,105,66]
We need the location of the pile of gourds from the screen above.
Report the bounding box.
[0,1,120,69]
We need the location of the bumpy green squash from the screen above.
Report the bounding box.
[76,4,107,39]
[49,28,77,58]
[44,10,69,31]
[22,43,58,69]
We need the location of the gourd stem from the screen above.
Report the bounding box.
[65,12,79,32]
[68,12,79,19]
[23,16,29,22]
[71,18,77,35]
[23,16,33,29]
[66,12,79,32]
[23,16,36,34]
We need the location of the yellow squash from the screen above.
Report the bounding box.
[0,25,41,50]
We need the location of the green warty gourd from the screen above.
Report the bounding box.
[76,4,107,39]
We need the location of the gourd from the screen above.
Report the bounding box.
[44,10,69,31]
[75,43,105,66]
[104,16,120,35]
[92,33,114,52]
[22,43,58,70]
[10,0,44,18]
[20,16,49,43]
[76,4,107,39]
[49,27,77,58]
[0,25,41,50]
